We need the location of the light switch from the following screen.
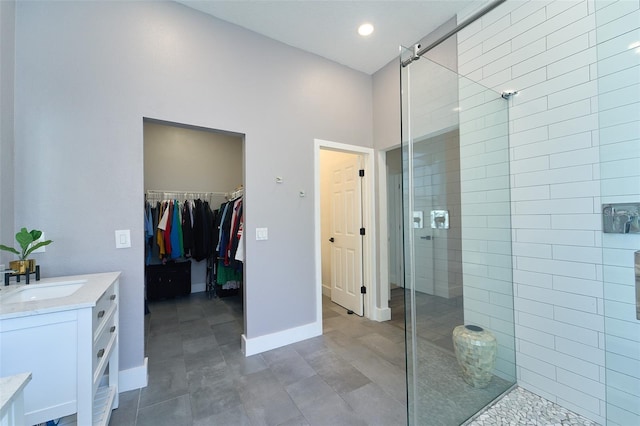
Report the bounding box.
[256,227,268,241]
[115,230,131,248]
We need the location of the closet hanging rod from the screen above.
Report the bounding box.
[228,187,244,201]
[146,190,228,196]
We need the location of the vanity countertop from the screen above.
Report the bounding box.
[0,272,121,320]
[0,372,31,411]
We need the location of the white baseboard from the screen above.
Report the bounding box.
[242,321,322,356]
[191,282,206,293]
[322,285,331,297]
[374,307,391,321]
[118,357,148,392]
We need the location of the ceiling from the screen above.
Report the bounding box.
[176,1,477,75]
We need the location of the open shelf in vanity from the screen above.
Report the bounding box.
[0,272,120,426]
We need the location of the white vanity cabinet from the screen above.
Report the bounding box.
[0,272,120,426]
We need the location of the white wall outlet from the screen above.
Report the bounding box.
[30,233,47,253]
[115,229,131,248]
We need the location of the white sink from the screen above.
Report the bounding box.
[1,281,86,304]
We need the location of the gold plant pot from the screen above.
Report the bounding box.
[9,259,36,274]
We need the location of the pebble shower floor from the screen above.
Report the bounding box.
[467,386,599,426]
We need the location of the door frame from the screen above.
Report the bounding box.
[314,139,379,323]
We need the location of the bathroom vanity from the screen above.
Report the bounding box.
[0,272,120,425]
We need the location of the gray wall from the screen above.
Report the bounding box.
[11,1,373,372]
[372,18,458,153]
[0,0,15,268]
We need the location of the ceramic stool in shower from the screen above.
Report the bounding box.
[452,324,497,388]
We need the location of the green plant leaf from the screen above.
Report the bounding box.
[15,228,34,252]
[30,230,42,241]
[24,240,53,258]
[0,244,20,256]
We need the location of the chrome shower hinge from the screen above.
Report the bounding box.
[501,90,519,100]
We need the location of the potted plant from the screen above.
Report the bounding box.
[0,228,53,274]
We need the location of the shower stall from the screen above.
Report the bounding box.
[400,48,517,424]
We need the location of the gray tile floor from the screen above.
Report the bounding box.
[52,287,596,426]
[109,292,408,425]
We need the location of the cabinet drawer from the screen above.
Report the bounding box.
[93,283,117,335]
[92,308,117,384]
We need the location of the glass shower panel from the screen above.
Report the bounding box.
[401,50,516,425]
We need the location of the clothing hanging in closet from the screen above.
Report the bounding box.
[214,195,244,292]
[144,198,217,265]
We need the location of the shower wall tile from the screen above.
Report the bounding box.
[513,242,552,259]
[598,66,640,93]
[458,3,607,421]
[546,47,598,79]
[522,67,591,104]
[513,269,552,288]
[514,164,593,187]
[517,285,598,313]
[513,198,594,215]
[520,340,600,380]
[547,113,599,138]
[557,368,606,399]
[552,276,603,298]
[547,80,598,109]
[552,244,602,264]
[549,180,600,199]
[455,1,636,418]
[512,185,550,201]
[518,311,599,348]
[549,148,599,170]
[547,14,597,50]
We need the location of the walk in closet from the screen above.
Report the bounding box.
[143,119,244,302]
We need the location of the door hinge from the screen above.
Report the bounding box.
[359,169,365,177]
[361,286,366,294]
[360,227,365,236]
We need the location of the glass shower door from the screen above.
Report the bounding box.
[401,50,517,425]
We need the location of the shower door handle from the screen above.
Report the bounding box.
[420,236,431,240]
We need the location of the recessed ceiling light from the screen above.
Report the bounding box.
[358,23,374,37]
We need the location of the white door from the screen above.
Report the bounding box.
[330,154,364,316]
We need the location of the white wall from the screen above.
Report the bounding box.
[11,1,372,377]
[457,0,638,423]
[372,0,639,423]
[457,73,515,382]
[0,0,15,268]
[595,1,640,424]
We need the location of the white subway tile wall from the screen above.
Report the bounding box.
[458,69,516,383]
[456,0,637,424]
[456,0,639,424]
[595,0,640,424]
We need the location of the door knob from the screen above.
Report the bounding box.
[329,237,335,242]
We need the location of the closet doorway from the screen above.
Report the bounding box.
[315,139,377,322]
[143,118,245,328]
